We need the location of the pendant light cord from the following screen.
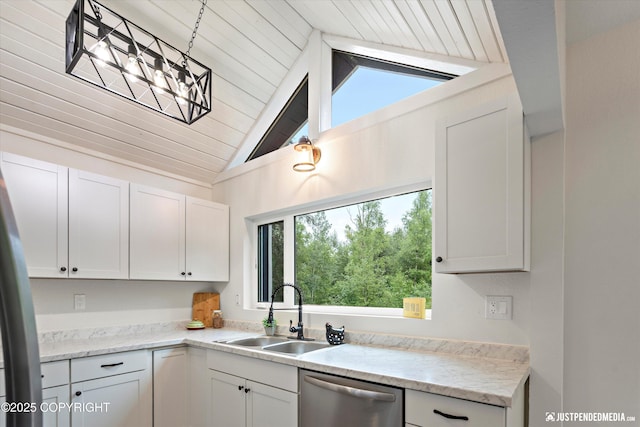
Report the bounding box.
[185,0,207,59]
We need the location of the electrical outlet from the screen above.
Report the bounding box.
[74,294,86,311]
[486,296,512,320]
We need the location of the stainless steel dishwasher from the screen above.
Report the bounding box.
[300,369,403,427]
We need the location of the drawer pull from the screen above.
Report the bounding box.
[434,409,469,421]
[100,362,124,368]
[75,391,82,397]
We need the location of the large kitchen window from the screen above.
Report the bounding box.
[256,189,432,313]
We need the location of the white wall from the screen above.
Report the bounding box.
[0,127,221,331]
[528,130,565,424]
[563,18,640,420]
[211,69,533,345]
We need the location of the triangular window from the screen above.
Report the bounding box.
[332,51,455,127]
[246,51,456,162]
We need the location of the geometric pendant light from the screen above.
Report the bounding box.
[65,0,212,124]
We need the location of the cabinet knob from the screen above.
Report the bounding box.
[60,267,67,272]
[244,388,250,394]
[181,272,186,276]
[72,267,78,272]
[75,391,82,397]
[187,272,192,276]
[435,257,443,263]
[238,385,244,391]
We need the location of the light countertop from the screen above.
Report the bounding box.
[2,324,529,408]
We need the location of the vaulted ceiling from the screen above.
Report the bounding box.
[0,0,507,185]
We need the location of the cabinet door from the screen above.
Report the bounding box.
[246,380,297,427]
[153,348,188,427]
[188,348,208,427]
[434,95,528,273]
[42,385,70,427]
[71,371,151,427]
[68,170,129,279]
[209,370,245,427]
[1,152,68,277]
[185,198,229,281]
[130,184,185,280]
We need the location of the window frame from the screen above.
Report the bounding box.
[227,32,480,169]
[250,182,432,319]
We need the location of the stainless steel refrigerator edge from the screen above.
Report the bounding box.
[0,167,43,426]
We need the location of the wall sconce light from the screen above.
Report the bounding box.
[65,0,211,125]
[293,136,321,172]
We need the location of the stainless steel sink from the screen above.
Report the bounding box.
[262,340,330,355]
[225,336,288,347]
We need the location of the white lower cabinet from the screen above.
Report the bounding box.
[70,350,152,427]
[153,348,188,427]
[41,360,70,427]
[42,385,70,427]
[0,361,70,427]
[206,350,297,427]
[188,347,208,427]
[405,386,525,427]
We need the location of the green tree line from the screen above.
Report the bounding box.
[295,190,432,309]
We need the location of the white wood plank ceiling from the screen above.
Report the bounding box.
[0,0,506,185]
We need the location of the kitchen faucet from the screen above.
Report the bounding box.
[267,283,310,341]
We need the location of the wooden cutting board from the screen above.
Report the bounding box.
[192,292,220,328]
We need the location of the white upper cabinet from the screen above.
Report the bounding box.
[1,152,68,277]
[130,184,185,280]
[186,197,229,282]
[68,169,129,279]
[1,153,129,279]
[130,184,229,281]
[434,95,530,273]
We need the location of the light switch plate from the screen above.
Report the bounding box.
[486,296,512,320]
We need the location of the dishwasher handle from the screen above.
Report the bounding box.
[304,375,396,402]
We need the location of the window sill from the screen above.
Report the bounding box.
[253,304,432,320]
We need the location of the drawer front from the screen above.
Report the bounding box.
[41,360,69,389]
[207,350,297,392]
[0,368,4,396]
[405,389,505,427]
[71,350,149,383]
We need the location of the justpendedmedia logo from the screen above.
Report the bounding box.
[545,411,636,423]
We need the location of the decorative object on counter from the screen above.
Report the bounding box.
[64,0,212,124]
[325,323,345,345]
[402,297,426,319]
[293,136,321,172]
[186,320,204,330]
[262,316,277,336]
[212,310,224,329]
[192,292,220,327]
